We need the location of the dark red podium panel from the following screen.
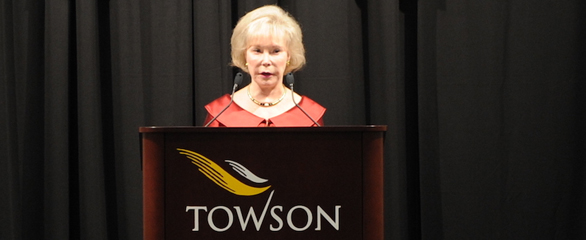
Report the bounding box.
[140,126,386,240]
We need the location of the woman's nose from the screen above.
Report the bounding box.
[261,53,271,66]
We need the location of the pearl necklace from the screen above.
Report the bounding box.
[247,85,286,107]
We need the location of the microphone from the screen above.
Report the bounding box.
[285,73,321,127]
[204,72,244,127]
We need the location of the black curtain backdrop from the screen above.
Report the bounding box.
[1,0,584,239]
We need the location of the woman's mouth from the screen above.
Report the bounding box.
[261,72,273,77]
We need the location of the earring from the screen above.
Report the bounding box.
[286,61,290,66]
[245,62,248,66]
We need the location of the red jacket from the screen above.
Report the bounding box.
[204,94,326,127]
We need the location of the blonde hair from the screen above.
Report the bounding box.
[231,5,306,73]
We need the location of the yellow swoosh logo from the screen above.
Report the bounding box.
[177,148,271,196]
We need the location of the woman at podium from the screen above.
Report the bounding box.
[204,5,326,127]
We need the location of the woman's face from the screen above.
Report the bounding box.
[245,36,289,89]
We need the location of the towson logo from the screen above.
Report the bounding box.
[177,148,342,232]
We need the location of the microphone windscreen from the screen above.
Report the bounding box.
[285,72,294,86]
[234,72,243,86]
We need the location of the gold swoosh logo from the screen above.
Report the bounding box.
[177,148,271,196]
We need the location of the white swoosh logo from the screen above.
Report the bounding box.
[225,160,269,184]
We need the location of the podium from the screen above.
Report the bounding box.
[140,126,386,240]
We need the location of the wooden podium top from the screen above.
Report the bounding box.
[139,125,387,133]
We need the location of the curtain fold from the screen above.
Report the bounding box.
[192,0,233,125]
[44,0,72,239]
[1,0,46,239]
[0,1,17,239]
